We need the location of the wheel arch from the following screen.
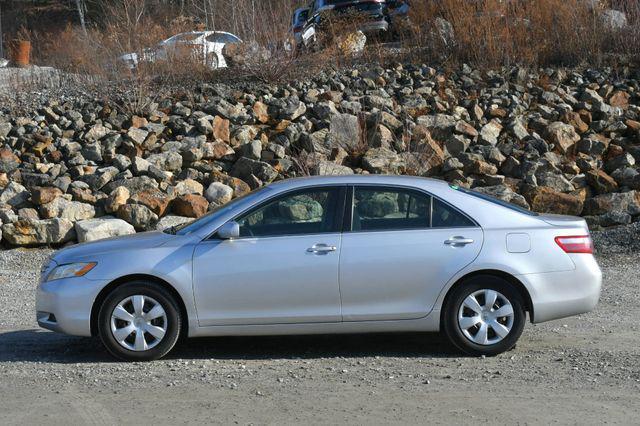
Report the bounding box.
[439,269,534,328]
[90,274,189,338]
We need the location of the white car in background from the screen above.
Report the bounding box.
[119,31,242,70]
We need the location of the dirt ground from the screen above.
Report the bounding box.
[1,248,639,425]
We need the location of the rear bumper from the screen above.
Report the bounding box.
[36,277,109,337]
[518,254,602,323]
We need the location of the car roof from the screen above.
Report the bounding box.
[267,175,451,191]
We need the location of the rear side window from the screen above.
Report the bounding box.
[352,188,430,231]
[432,198,476,228]
[451,185,538,216]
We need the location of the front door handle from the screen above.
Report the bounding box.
[444,237,474,247]
[307,244,337,254]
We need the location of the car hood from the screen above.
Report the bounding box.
[52,231,175,264]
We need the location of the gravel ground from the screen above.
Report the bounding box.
[1,228,639,425]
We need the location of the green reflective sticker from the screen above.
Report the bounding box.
[450,184,460,190]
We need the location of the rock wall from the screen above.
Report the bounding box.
[1,63,639,246]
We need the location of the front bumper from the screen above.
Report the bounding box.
[519,254,602,323]
[36,276,110,337]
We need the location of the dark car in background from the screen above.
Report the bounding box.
[301,0,389,48]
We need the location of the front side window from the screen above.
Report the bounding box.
[352,187,430,231]
[236,187,340,237]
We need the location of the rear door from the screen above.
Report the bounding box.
[338,185,483,321]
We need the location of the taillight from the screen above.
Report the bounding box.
[555,235,594,254]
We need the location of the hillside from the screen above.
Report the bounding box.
[0,62,639,246]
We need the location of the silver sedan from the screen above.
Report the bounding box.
[36,175,602,361]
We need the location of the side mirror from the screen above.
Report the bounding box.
[217,221,240,240]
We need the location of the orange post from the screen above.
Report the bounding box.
[14,40,31,67]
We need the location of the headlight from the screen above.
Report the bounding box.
[47,262,97,282]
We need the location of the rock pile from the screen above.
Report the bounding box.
[1,63,639,246]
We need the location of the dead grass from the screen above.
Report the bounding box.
[14,0,640,97]
[406,0,640,68]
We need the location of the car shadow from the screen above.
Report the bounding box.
[0,329,458,364]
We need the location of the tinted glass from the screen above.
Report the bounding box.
[173,33,200,42]
[451,185,539,216]
[206,33,240,44]
[352,188,430,231]
[432,198,475,228]
[173,186,272,236]
[236,188,340,237]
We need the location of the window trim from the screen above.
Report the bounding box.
[344,184,479,234]
[209,185,347,241]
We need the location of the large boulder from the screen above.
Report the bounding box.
[0,148,20,173]
[525,186,584,216]
[129,189,171,217]
[104,186,130,214]
[313,161,354,176]
[586,170,618,194]
[171,195,209,218]
[75,217,136,243]
[1,218,75,245]
[362,148,404,174]
[40,198,95,221]
[328,114,362,152]
[0,182,30,208]
[204,182,234,205]
[231,157,278,183]
[583,191,640,216]
[546,122,580,154]
[117,204,158,230]
[31,187,63,205]
[173,179,204,197]
[155,215,192,231]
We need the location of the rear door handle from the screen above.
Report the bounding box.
[307,244,337,254]
[444,237,474,246]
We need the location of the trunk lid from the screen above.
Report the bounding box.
[539,214,589,231]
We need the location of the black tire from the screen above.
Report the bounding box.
[98,281,182,361]
[442,275,526,357]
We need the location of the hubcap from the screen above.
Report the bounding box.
[110,295,167,352]
[458,289,514,346]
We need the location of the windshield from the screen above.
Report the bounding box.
[451,185,539,216]
[168,186,272,236]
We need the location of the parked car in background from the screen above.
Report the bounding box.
[119,31,242,70]
[291,7,311,49]
[36,175,601,361]
[385,0,410,17]
[301,0,389,48]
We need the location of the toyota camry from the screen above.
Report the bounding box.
[37,175,602,361]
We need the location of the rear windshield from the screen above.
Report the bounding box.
[451,185,539,216]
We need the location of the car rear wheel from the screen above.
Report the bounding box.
[98,282,182,361]
[442,275,525,356]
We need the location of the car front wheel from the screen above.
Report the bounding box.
[442,276,526,356]
[98,282,182,361]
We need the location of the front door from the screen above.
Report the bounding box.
[193,186,345,326]
[339,186,483,321]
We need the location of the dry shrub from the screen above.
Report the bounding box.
[20,0,640,94]
[404,0,640,68]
